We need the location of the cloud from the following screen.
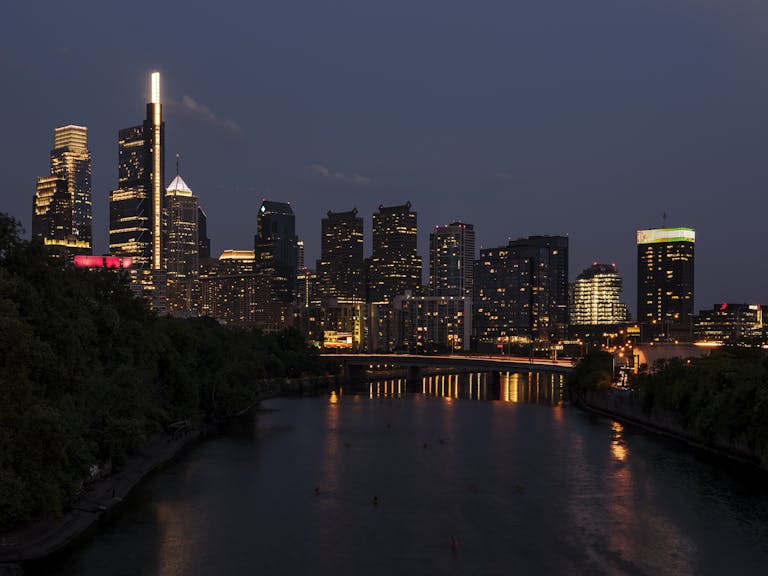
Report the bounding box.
[168,95,243,134]
[305,163,373,186]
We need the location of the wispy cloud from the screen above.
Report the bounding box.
[168,95,243,134]
[305,163,373,186]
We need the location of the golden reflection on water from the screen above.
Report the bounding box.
[611,421,627,462]
[155,501,198,576]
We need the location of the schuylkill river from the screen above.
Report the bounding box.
[43,372,768,576]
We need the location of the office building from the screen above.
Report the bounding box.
[570,263,628,326]
[316,208,365,301]
[165,171,199,314]
[32,125,92,257]
[694,303,766,344]
[254,200,298,306]
[637,227,695,341]
[109,72,166,311]
[368,202,422,303]
[429,222,475,297]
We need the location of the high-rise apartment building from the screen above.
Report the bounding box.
[474,235,569,346]
[474,246,532,345]
[429,222,475,297]
[368,202,422,303]
[32,125,92,257]
[165,172,199,314]
[109,72,166,311]
[316,208,365,301]
[199,250,270,325]
[254,200,298,305]
[570,263,628,326]
[637,227,695,341]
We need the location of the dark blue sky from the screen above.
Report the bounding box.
[3,0,768,314]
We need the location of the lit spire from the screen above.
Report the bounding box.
[151,71,161,104]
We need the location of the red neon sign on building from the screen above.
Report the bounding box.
[74,255,133,269]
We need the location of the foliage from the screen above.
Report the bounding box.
[568,351,614,393]
[0,213,322,529]
[572,340,768,467]
[634,347,768,462]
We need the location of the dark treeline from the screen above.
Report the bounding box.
[570,348,768,467]
[0,214,323,529]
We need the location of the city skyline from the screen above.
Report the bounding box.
[4,1,768,314]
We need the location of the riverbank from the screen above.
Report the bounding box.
[0,376,338,570]
[0,426,203,567]
[571,387,767,471]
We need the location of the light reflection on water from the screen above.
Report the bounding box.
[348,371,565,404]
[43,371,768,576]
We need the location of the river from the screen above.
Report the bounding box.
[39,371,768,575]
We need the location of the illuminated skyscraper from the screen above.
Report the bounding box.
[109,72,165,311]
[254,200,298,305]
[637,227,695,341]
[316,208,365,301]
[165,170,199,314]
[570,263,628,326]
[110,72,165,270]
[32,125,92,257]
[368,202,422,303]
[429,222,475,297]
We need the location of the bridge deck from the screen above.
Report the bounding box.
[321,353,574,373]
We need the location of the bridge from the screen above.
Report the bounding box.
[322,353,574,383]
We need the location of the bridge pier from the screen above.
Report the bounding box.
[406,365,422,385]
[345,363,366,384]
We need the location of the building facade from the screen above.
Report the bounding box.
[32,125,92,257]
[316,208,365,301]
[368,202,422,303]
[254,200,298,306]
[164,173,199,315]
[199,250,271,325]
[637,227,695,341]
[694,303,766,344]
[474,235,569,348]
[429,222,475,297]
[109,73,166,311]
[570,263,628,326]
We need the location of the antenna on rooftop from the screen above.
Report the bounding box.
[662,211,667,228]
[176,153,180,176]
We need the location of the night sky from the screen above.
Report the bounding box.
[3,0,768,315]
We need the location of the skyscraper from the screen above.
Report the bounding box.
[368,202,422,303]
[109,72,165,311]
[637,227,695,341]
[570,263,628,326]
[429,222,475,297]
[110,72,164,270]
[165,170,199,314]
[32,125,92,257]
[474,235,569,347]
[254,200,298,305]
[316,208,365,301]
